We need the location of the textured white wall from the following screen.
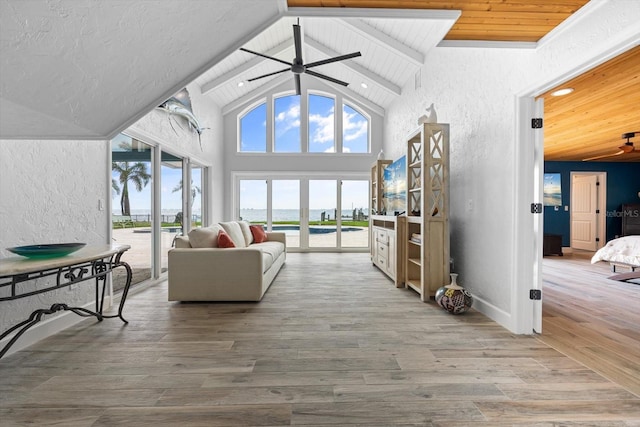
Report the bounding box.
[384,47,537,316]
[383,0,640,331]
[0,83,224,349]
[0,139,110,334]
[128,82,225,222]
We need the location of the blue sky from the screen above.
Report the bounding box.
[240,95,369,153]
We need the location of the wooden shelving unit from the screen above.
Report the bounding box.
[370,160,392,217]
[404,123,450,301]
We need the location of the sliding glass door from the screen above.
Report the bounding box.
[236,175,369,251]
[110,134,208,288]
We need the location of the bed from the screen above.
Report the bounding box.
[591,235,640,272]
[591,204,640,281]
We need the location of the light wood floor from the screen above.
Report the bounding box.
[1,253,639,426]
[540,250,640,398]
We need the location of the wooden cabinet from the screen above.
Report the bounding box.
[371,215,404,287]
[404,123,450,301]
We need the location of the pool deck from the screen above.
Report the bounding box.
[112,226,369,269]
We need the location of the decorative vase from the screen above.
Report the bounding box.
[435,273,473,314]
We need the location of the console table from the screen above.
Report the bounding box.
[0,244,132,358]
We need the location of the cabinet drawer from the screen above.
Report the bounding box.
[377,243,388,257]
[375,229,389,244]
[377,256,387,269]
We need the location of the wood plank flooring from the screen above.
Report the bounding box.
[1,252,639,426]
[540,250,640,398]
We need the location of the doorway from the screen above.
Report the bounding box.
[570,172,607,251]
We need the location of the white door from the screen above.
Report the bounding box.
[571,174,598,251]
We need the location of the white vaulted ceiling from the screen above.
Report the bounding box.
[0,0,285,139]
[195,10,460,114]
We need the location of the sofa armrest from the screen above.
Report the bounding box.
[168,247,266,300]
[266,232,286,250]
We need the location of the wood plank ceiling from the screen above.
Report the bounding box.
[289,0,639,162]
[288,0,590,42]
[539,45,640,162]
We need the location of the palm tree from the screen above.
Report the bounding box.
[172,179,201,207]
[112,161,150,216]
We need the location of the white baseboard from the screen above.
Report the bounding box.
[0,276,165,358]
[469,294,515,333]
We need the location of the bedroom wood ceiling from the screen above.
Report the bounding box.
[540,45,640,163]
[287,0,590,42]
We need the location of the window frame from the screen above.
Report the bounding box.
[236,89,370,155]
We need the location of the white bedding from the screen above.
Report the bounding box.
[591,236,640,267]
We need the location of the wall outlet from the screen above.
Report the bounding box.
[564,205,569,211]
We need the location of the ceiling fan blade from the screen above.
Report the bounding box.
[246,67,290,82]
[305,69,349,87]
[583,150,624,161]
[295,74,301,96]
[305,52,362,69]
[240,47,292,67]
[293,24,303,62]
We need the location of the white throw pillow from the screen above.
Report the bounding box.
[238,220,254,246]
[219,221,247,248]
[188,225,222,248]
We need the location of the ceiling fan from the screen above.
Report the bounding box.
[583,132,640,161]
[240,19,361,95]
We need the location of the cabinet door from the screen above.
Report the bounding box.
[387,231,395,276]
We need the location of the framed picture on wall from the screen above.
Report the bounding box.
[544,173,562,206]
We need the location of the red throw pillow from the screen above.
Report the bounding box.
[249,225,268,243]
[217,230,236,248]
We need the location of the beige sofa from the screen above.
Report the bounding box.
[168,221,286,302]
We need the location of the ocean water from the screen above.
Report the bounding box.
[113,208,368,223]
[240,208,368,222]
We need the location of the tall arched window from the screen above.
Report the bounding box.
[237,91,370,154]
[308,94,335,153]
[342,103,369,153]
[239,102,267,152]
[274,95,301,153]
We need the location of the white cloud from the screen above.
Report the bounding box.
[275,102,300,136]
[309,110,335,144]
[343,110,367,141]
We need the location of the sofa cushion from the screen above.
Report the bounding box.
[253,241,285,266]
[250,225,268,243]
[174,235,192,248]
[188,225,222,248]
[238,220,254,246]
[217,230,236,248]
[219,221,247,248]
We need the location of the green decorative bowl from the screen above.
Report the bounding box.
[7,243,86,259]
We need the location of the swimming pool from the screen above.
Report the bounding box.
[271,225,363,235]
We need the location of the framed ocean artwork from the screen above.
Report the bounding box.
[543,173,562,206]
[383,155,407,214]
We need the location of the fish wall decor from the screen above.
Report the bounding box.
[157,88,208,150]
